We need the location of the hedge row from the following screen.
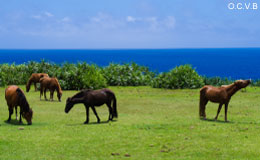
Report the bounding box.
[0,61,258,90]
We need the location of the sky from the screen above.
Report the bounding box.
[0,0,260,49]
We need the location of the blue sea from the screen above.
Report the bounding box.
[0,48,260,79]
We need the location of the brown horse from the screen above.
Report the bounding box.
[26,73,49,92]
[199,80,251,122]
[40,77,62,101]
[5,85,33,125]
[65,88,118,124]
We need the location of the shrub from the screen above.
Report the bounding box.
[51,62,107,90]
[102,63,154,86]
[202,76,233,86]
[152,65,204,89]
[0,61,107,90]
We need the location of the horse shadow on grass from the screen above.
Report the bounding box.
[201,118,260,125]
[66,120,117,126]
[4,119,26,126]
[40,99,61,102]
[200,118,234,124]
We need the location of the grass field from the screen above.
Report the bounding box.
[0,86,260,159]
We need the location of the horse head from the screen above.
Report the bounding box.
[58,91,63,102]
[26,82,30,92]
[65,97,73,113]
[23,108,33,125]
[234,79,251,89]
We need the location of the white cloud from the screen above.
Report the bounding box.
[126,16,136,23]
[125,16,176,31]
[88,12,124,30]
[164,16,176,29]
[61,17,70,22]
[31,15,42,20]
[44,12,54,17]
[31,11,54,20]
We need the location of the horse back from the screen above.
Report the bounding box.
[201,85,228,103]
[86,88,115,106]
[31,73,49,82]
[5,85,20,107]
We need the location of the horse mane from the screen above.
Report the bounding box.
[81,89,93,92]
[16,88,30,112]
[54,78,62,93]
[222,83,234,90]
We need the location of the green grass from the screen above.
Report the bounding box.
[0,86,260,160]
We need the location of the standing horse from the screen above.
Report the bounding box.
[65,88,118,124]
[26,73,49,92]
[199,80,251,122]
[5,85,33,125]
[40,77,62,101]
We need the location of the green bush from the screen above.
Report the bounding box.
[0,63,29,86]
[0,61,256,89]
[152,65,204,89]
[251,80,260,87]
[102,63,154,86]
[0,61,107,90]
[202,76,233,86]
[47,62,107,90]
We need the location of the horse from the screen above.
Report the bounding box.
[65,88,118,124]
[40,77,62,101]
[5,85,33,125]
[199,79,251,122]
[26,73,49,92]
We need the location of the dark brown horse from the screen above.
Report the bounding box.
[40,77,62,101]
[5,85,33,125]
[65,88,118,124]
[199,80,251,122]
[26,73,49,92]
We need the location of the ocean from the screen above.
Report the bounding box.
[0,48,259,79]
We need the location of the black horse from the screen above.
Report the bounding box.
[65,88,118,124]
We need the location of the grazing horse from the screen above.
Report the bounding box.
[199,80,251,122]
[40,77,62,101]
[5,85,33,125]
[65,88,118,124]
[26,73,49,92]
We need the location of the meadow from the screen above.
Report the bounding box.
[0,86,260,160]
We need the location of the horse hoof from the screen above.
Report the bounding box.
[84,121,89,124]
[97,120,100,123]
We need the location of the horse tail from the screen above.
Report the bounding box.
[112,94,118,118]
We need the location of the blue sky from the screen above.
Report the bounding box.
[0,0,259,49]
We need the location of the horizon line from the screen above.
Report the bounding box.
[0,47,260,50]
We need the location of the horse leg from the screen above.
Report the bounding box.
[7,107,13,122]
[214,103,223,121]
[50,90,54,101]
[106,102,113,121]
[15,106,18,120]
[44,88,47,100]
[225,103,229,122]
[40,86,43,100]
[200,97,208,119]
[19,109,22,123]
[34,82,37,91]
[91,106,100,123]
[84,105,89,124]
